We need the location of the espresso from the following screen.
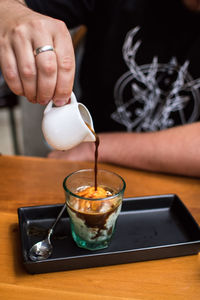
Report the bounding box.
[85,123,100,191]
[94,135,99,190]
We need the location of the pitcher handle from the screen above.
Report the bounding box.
[44,92,77,114]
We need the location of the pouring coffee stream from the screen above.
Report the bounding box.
[42,92,100,190]
[85,122,100,191]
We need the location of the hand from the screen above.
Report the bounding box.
[0,0,75,106]
[182,0,200,11]
[47,142,95,161]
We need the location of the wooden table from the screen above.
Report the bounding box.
[0,155,199,299]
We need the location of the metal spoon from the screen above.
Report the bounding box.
[29,204,67,261]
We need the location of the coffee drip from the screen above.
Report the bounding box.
[85,123,99,191]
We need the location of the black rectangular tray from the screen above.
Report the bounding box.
[18,194,200,274]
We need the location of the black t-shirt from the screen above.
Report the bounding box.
[25,0,200,133]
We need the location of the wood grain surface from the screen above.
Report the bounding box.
[0,155,199,300]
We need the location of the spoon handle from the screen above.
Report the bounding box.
[50,203,67,232]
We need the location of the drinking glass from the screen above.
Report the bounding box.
[63,169,126,250]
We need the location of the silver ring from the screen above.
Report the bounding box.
[34,45,54,56]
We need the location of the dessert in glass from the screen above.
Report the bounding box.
[63,169,126,250]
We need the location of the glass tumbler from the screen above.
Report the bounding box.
[63,169,126,250]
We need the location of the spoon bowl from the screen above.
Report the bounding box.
[29,204,66,261]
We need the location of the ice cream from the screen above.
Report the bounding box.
[66,185,122,248]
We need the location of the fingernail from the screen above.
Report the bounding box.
[54,99,67,106]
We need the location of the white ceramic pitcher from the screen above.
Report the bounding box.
[42,92,96,150]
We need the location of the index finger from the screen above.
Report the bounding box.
[53,23,75,105]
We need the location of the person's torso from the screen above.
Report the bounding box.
[80,0,200,132]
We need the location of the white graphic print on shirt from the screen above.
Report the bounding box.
[111,27,200,132]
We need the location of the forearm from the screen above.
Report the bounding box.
[98,122,200,177]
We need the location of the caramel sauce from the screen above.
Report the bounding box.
[77,186,108,199]
[75,186,114,213]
